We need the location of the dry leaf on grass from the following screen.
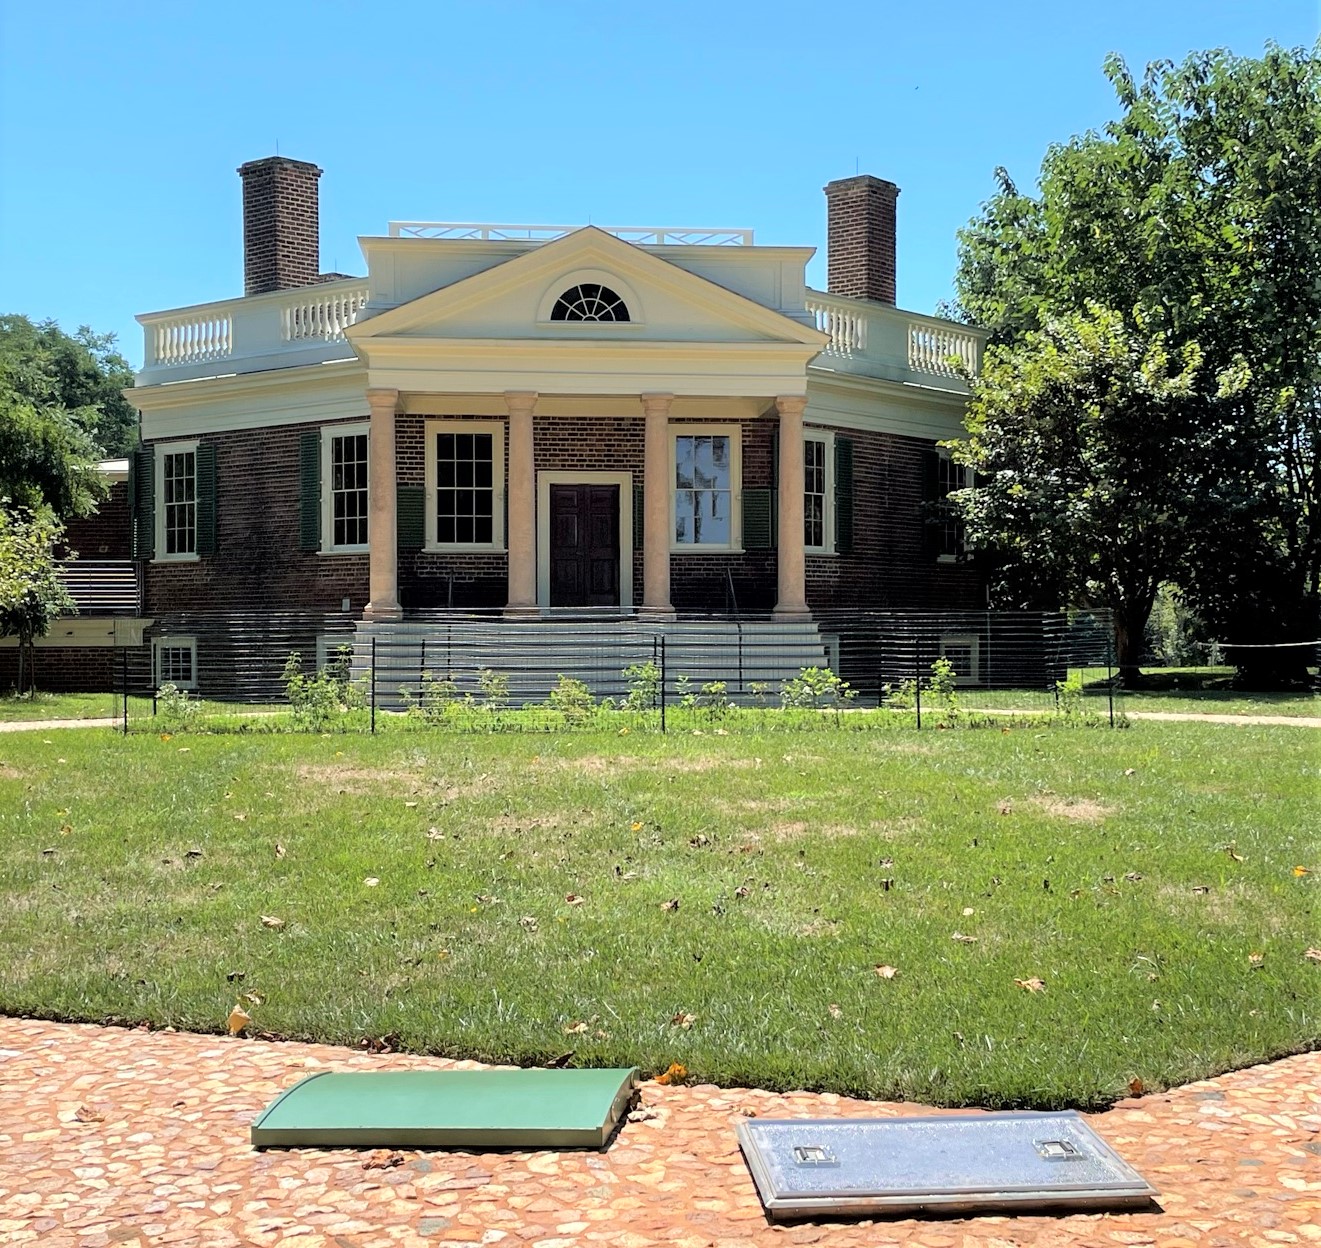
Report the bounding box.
[1222,843,1245,862]
[828,1003,843,1018]
[364,877,380,887]
[1248,952,1265,968]
[874,965,899,980]
[259,915,284,929]
[661,898,680,912]
[274,843,286,860]
[564,893,584,906]
[1128,1077,1146,1096]
[655,1062,688,1085]
[233,813,247,822]
[564,1020,589,1035]
[962,907,976,916]
[226,1004,251,1036]
[951,932,978,944]
[1015,977,1047,993]
[1304,948,1321,962]
[670,1011,696,1029]
[1294,866,1312,877]
[518,915,539,932]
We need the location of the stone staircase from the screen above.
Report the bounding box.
[351,614,830,708]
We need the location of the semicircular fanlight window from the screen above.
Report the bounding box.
[550,283,630,322]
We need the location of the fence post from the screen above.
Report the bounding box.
[659,634,667,734]
[914,639,922,730]
[371,636,377,734]
[121,644,128,736]
[1106,619,1115,729]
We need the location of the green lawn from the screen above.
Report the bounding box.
[0,691,134,722]
[0,721,1316,1109]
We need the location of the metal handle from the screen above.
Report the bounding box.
[793,1144,838,1166]
[1034,1138,1080,1160]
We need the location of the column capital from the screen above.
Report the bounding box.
[504,390,538,416]
[639,392,675,418]
[775,394,808,418]
[366,387,400,414]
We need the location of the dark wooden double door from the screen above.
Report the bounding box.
[549,484,620,608]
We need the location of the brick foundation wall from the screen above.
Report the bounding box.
[0,646,117,693]
[143,422,370,615]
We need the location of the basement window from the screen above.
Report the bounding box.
[155,636,197,691]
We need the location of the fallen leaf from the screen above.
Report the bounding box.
[259,915,284,929]
[225,970,245,982]
[364,877,380,887]
[878,856,894,868]
[185,847,203,859]
[362,1149,404,1170]
[404,801,418,809]
[998,801,1013,815]
[564,893,584,906]
[630,821,644,831]
[40,847,56,857]
[962,907,975,916]
[543,1051,574,1068]
[1123,768,1135,776]
[74,1103,105,1123]
[1248,952,1264,968]
[158,733,172,742]
[564,1020,589,1035]
[618,727,630,736]
[827,1003,843,1018]
[233,813,247,822]
[1124,872,1143,882]
[1294,866,1311,877]
[1304,948,1321,962]
[688,834,710,848]
[243,991,264,1006]
[227,1004,251,1036]
[518,915,539,932]
[655,1061,688,1085]
[177,747,191,754]
[670,1011,696,1029]
[874,964,899,979]
[734,885,750,899]
[1191,885,1212,895]
[1015,977,1047,993]
[1128,1077,1145,1096]
[661,898,680,912]
[1223,843,1245,862]
[426,827,445,840]
[951,931,978,944]
[627,1104,660,1121]
[274,843,286,860]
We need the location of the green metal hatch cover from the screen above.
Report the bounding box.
[250,1067,639,1150]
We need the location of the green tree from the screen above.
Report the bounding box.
[953,306,1242,682]
[0,508,76,696]
[0,315,137,458]
[948,44,1321,684]
[0,384,105,519]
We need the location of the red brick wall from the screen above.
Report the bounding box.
[0,646,116,693]
[143,421,370,615]
[825,175,899,305]
[62,481,131,560]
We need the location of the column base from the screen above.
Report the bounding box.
[363,600,403,623]
[502,603,541,618]
[773,604,812,621]
[637,603,676,618]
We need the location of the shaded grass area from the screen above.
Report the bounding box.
[0,722,1316,1109]
[0,691,139,723]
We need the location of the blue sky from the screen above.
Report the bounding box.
[1,1,1316,368]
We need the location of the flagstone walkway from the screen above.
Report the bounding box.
[0,1018,1316,1248]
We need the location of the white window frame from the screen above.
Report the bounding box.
[803,428,836,555]
[154,440,199,563]
[670,423,742,553]
[154,635,198,691]
[936,450,970,563]
[939,634,980,685]
[321,422,371,554]
[424,419,506,552]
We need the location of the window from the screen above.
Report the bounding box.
[322,424,370,552]
[939,634,980,684]
[154,636,197,691]
[424,420,505,550]
[804,432,836,553]
[157,443,197,558]
[550,283,630,322]
[673,427,740,549]
[935,452,970,561]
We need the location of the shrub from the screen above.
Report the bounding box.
[623,660,661,711]
[284,649,366,731]
[926,656,960,724]
[547,674,594,721]
[156,682,200,731]
[781,666,855,710]
[478,667,510,714]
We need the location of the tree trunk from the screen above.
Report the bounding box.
[1113,595,1155,688]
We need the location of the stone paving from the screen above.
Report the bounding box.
[0,1017,1316,1248]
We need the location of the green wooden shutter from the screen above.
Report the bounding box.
[921,447,943,560]
[632,483,645,546]
[299,431,321,551]
[130,447,155,560]
[195,442,217,556]
[834,436,854,555]
[397,484,425,552]
[742,488,774,549]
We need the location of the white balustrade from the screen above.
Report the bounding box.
[907,323,980,378]
[148,313,232,366]
[805,297,867,357]
[389,221,754,246]
[281,285,370,342]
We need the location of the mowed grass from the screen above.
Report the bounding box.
[0,722,1316,1109]
[0,691,137,722]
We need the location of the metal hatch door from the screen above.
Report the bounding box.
[736,1112,1158,1220]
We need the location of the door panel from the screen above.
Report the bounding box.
[549,484,619,607]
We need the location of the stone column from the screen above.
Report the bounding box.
[505,391,538,612]
[364,387,402,621]
[640,393,674,614]
[774,395,808,616]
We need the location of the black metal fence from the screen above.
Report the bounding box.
[111,608,1126,734]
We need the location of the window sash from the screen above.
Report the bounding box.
[673,434,733,546]
[435,430,496,546]
[155,637,197,689]
[936,454,967,559]
[162,450,196,555]
[804,437,827,550]
[329,432,369,549]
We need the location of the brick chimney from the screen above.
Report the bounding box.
[824,174,899,304]
[237,156,322,296]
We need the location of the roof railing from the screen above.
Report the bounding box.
[387,222,754,245]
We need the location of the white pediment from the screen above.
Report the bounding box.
[347,227,827,350]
